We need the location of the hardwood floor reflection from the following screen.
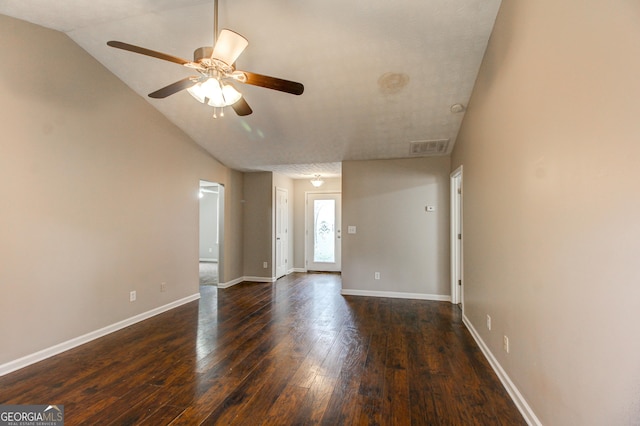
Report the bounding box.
[0,273,525,425]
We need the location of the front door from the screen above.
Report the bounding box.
[306,192,341,272]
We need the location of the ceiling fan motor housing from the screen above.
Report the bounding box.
[194,46,213,63]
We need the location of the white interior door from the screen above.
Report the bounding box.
[275,187,288,279]
[306,192,341,272]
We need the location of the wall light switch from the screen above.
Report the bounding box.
[348,226,357,234]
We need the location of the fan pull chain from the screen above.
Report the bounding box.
[212,107,225,119]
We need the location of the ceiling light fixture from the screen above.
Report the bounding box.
[310,175,324,187]
[185,1,246,119]
[450,103,465,113]
[188,78,242,117]
[107,0,303,120]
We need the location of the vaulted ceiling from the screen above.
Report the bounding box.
[0,0,501,178]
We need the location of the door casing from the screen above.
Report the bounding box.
[275,187,288,279]
[450,166,463,307]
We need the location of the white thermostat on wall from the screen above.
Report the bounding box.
[426,206,436,212]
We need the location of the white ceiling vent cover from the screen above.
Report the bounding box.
[409,139,449,156]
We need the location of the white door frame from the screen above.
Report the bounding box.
[305,191,342,272]
[199,180,224,284]
[450,166,463,306]
[275,187,288,279]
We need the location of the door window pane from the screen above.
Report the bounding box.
[314,200,335,263]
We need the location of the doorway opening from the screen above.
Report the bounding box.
[450,166,463,307]
[306,192,342,272]
[199,180,224,287]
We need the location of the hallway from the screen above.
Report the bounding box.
[199,262,218,286]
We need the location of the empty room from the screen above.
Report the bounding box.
[1,0,639,425]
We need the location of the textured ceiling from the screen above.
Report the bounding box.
[0,0,501,178]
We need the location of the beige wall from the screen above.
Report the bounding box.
[292,177,342,270]
[0,16,243,365]
[242,172,273,278]
[342,158,450,297]
[219,169,244,284]
[451,0,640,424]
[242,172,295,279]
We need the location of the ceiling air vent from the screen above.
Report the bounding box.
[409,139,449,156]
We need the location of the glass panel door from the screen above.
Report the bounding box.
[306,193,341,272]
[314,199,336,263]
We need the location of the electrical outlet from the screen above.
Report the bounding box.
[263,262,268,269]
[374,272,380,280]
[486,315,492,330]
[160,282,167,293]
[503,335,510,353]
[129,291,136,302]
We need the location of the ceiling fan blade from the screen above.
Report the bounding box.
[211,29,249,66]
[107,41,191,66]
[231,97,253,116]
[148,77,198,99]
[239,71,304,95]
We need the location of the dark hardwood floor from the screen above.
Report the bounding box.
[0,273,525,425]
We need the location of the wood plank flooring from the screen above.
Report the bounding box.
[0,273,525,425]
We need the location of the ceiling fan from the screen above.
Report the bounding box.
[106,0,304,118]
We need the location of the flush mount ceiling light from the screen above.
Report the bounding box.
[450,103,465,113]
[310,175,324,187]
[107,0,304,119]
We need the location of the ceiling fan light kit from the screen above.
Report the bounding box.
[187,78,242,107]
[106,0,303,118]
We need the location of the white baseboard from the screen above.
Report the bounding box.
[220,272,307,288]
[218,276,278,288]
[243,276,276,283]
[462,314,541,426]
[0,293,200,377]
[291,268,307,273]
[217,277,244,288]
[341,288,451,302]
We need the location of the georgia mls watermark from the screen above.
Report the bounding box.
[0,405,64,426]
